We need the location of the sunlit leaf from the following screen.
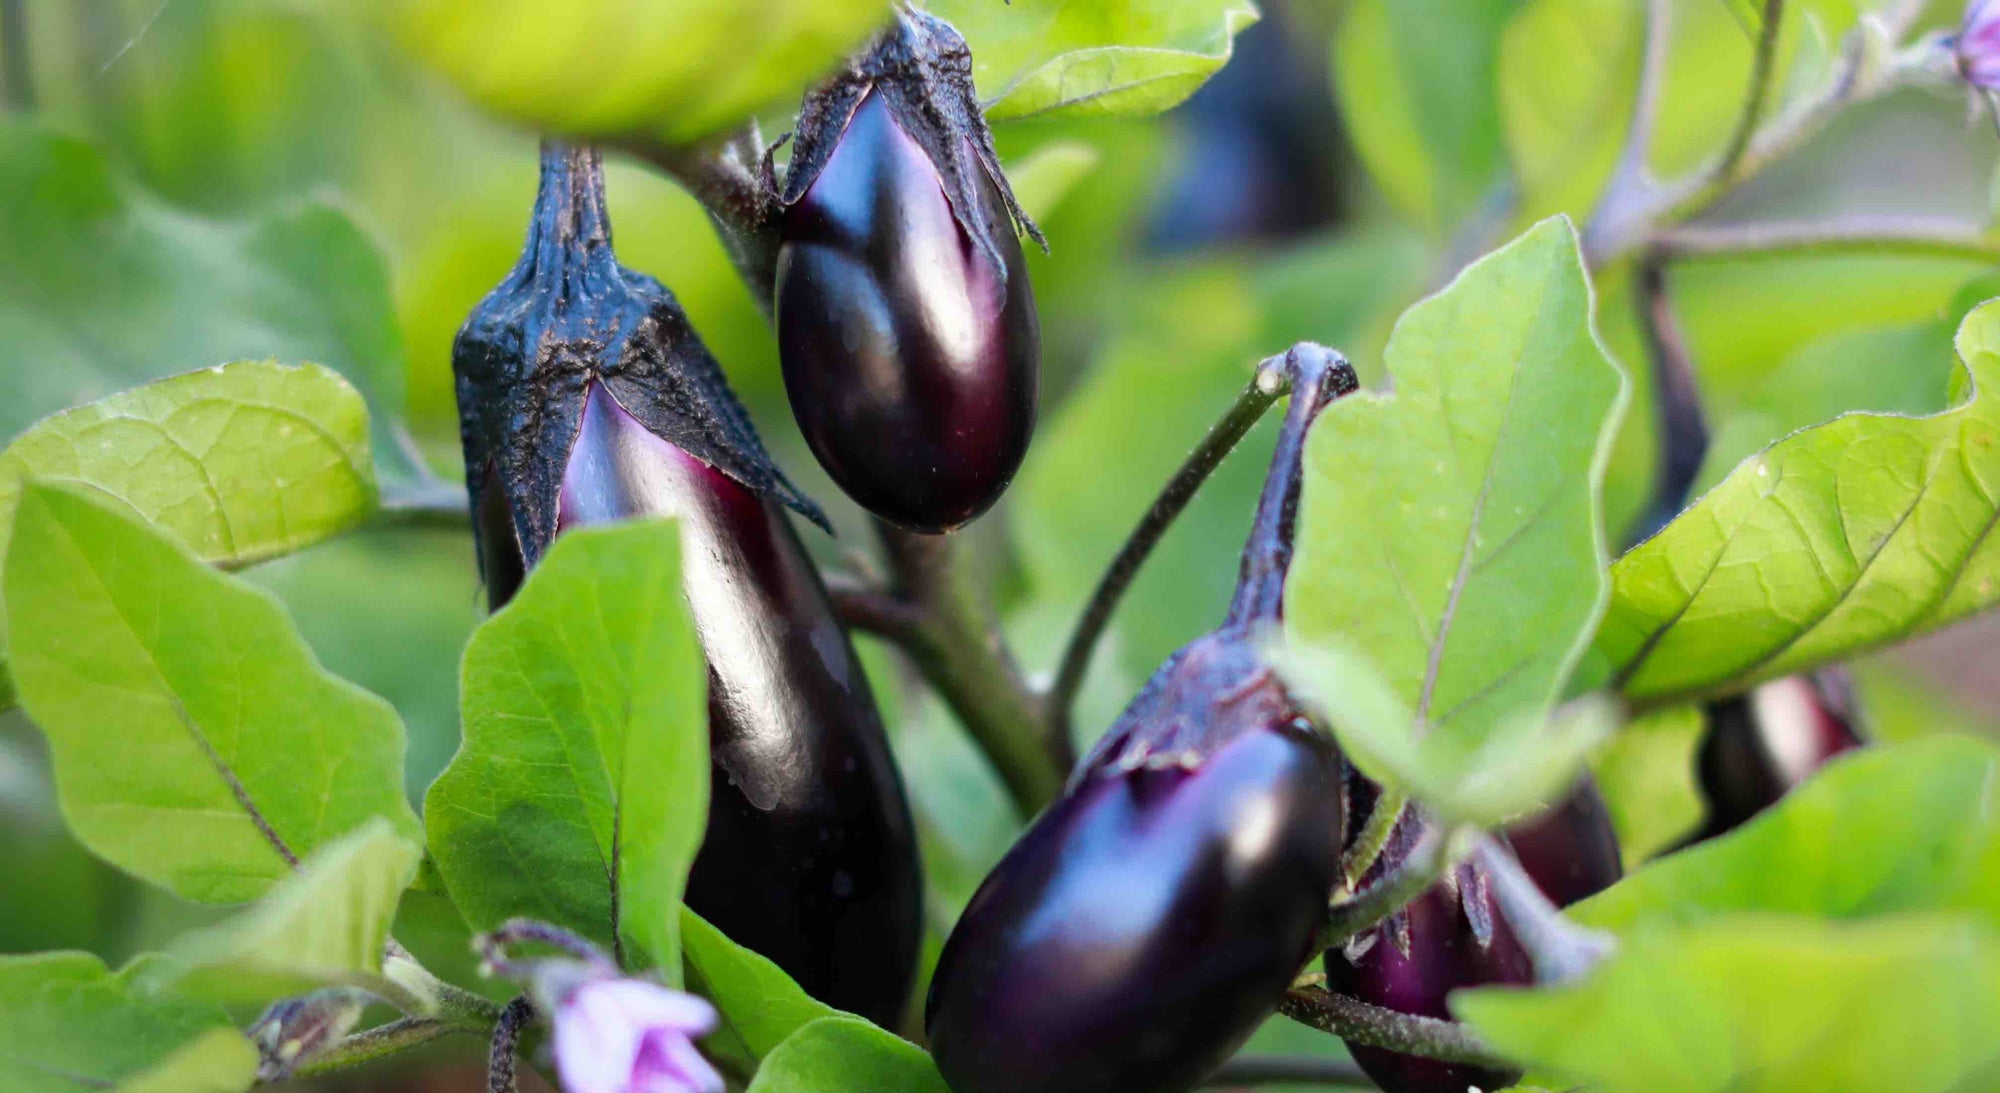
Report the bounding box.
[374,0,890,144]
[935,0,1259,122]
[3,484,419,903]
[683,908,839,1074]
[745,1017,949,1093]
[159,819,423,1005]
[425,520,708,978]
[1584,298,2000,706]
[1283,218,1627,818]
[1458,915,2000,1093]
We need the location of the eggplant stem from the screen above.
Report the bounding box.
[485,998,537,1093]
[1277,986,1513,1070]
[288,1015,490,1080]
[1047,374,1286,739]
[1317,822,1460,952]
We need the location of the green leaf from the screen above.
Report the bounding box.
[1457,914,2000,1093]
[0,952,237,1093]
[1498,0,1641,222]
[682,908,839,1072]
[1584,298,2000,706]
[1334,0,1514,230]
[425,520,708,978]
[745,1017,949,1093]
[159,818,423,1005]
[1573,736,2000,932]
[1004,141,1101,224]
[0,360,381,708]
[1277,643,1618,826]
[114,1029,258,1093]
[0,120,414,482]
[1588,704,1705,865]
[374,0,889,145]
[935,0,1259,122]
[1282,218,1628,818]
[3,483,420,903]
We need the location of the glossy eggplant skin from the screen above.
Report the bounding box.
[1691,670,1863,844]
[776,89,1038,533]
[926,345,1358,1093]
[926,698,1344,1093]
[1328,775,1621,1093]
[474,384,923,1026]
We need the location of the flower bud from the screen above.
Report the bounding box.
[926,345,1358,1093]
[247,989,367,1081]
[454,144,921,1025]
[776,9,1041,533]
[1960,0,2000,89]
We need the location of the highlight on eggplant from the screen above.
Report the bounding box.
[1327,776,1622,1093]
[925,344,1359,1093]
[452,143,922,1026]
[775,8,1042,534]
[1688,669,1865,845]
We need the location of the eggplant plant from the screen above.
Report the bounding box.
[3,3,2000,1093]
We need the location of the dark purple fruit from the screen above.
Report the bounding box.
[454,143,921,1026]
[1689,670,1864,844]
[1328,775,1621,1093]
[776,10,1040,534]
[926,345,1359,1093]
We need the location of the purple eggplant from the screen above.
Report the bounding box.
[454,143,921,1026]
[925,345,1358,1093]
[1689,670,1864,844]
[776,9,1040,534]
[1328,775,1621,1093]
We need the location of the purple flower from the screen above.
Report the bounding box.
[1960,0,2000,88]
[550,977,725,1093]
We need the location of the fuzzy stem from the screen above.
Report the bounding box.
[1649,216,2000,263]
[487,998,537,1093]
[1317,823,1458,953]
[287,1017,485,1080]
[1709,0,1787,196]
[1277,987,1512,1070]
[1047,374,1287,734]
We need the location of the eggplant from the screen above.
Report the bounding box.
[454,143,922,1026]
[1327,775,1622,1093]
[926,344,1359,1093]
[1689,670,1864,844]
[776,9,1040,534]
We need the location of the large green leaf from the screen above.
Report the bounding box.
[745,1017,950,1093]
[114,1029,258,1093]
[933,0,1259,122]
[1584,298,2000,706]
[1574,736,2000,932]
[375,0,889,144]
[0,120,413,481]
[1283,218,1627,819]
[0,952,239,1093]
[425,520,708,978]
[1457,915,2000,1093]
[0,360,380,707]
[1333,0,1514,230]
[3,483,419,904]
[159,818,423,1005]
[682,908,839,1073]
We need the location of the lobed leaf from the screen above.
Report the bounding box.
[3,484,419,903]
[745,1017,950,1093]
[935,0,1259,122]
[0,360,379,708]
[1283,217,1627,820]
[0,952,240,1093]
[375,0,889,145]
[159,818,424,1005]
[1584,297,2000,705]
[425,520,708,978]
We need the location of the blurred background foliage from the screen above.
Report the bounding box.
[5,0,2000,1087]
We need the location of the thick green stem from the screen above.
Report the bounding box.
[1277,987,1511,1071]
